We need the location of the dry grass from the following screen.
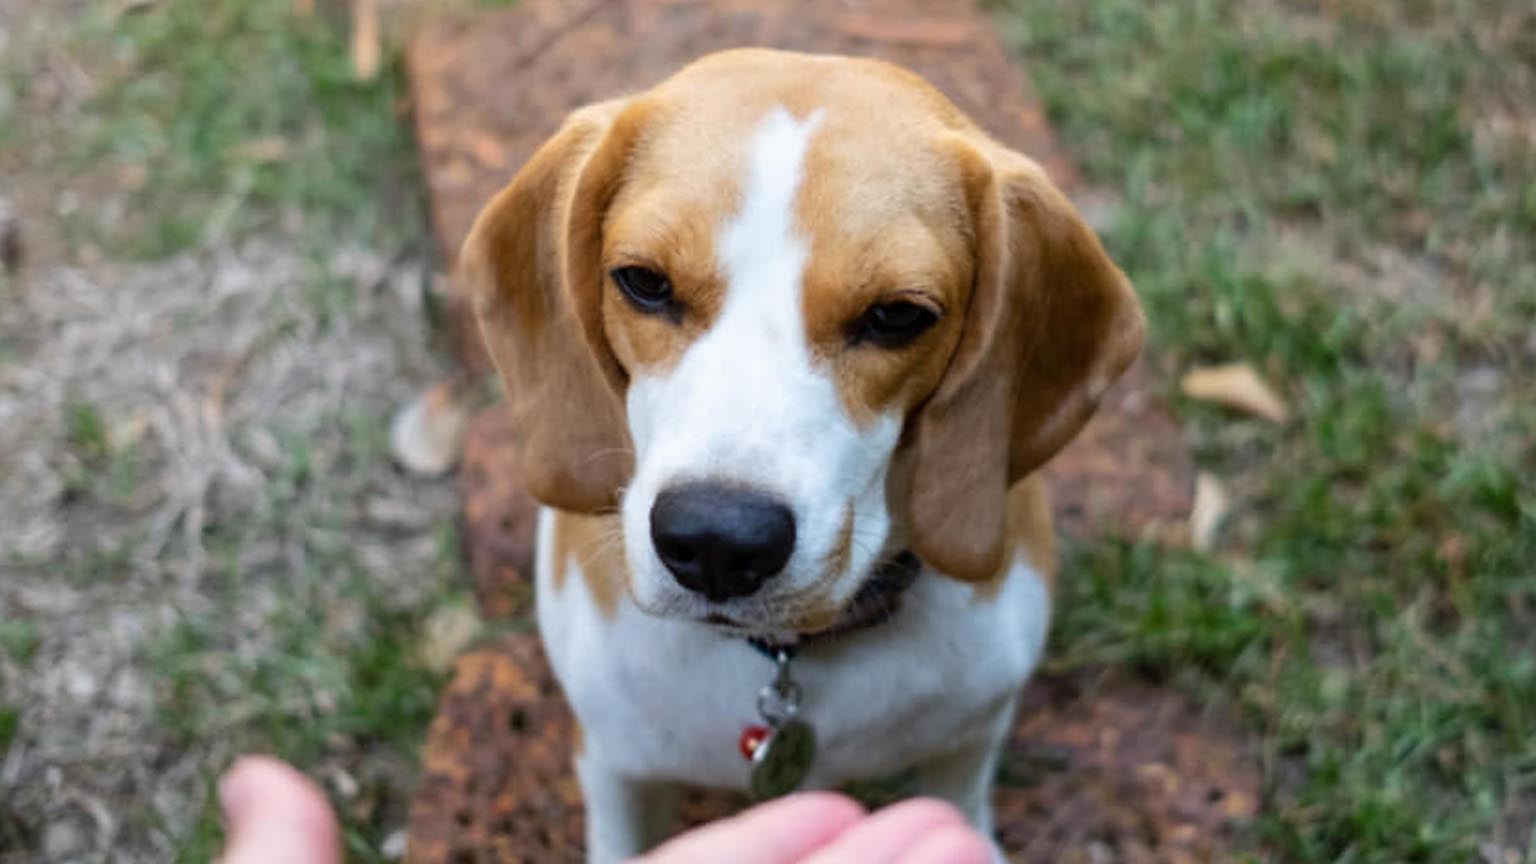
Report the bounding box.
[0,2,465,860]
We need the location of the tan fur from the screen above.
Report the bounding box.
[974,475,1057,600]
[796,145,972,425]
[462,101,634,512]
[789,58,975,426]
[550,510,627,619]
[821,502,857,579]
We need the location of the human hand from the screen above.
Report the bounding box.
[216,755,340,864]
[635,792,992,864]
[216,756,990,864]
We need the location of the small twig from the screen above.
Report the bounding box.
[507,0,624,72]
[351,0,381,82]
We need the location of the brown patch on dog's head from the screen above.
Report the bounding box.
[787,56,978,429]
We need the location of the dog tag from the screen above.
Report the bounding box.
[749,718,816,801]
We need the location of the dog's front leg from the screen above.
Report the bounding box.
[910,701,1017,859]
[577,753,680,862]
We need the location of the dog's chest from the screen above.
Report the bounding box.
[535,510,1051,791]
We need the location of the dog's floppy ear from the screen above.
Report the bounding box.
[462,99,644,512]
[907,137,1145,581]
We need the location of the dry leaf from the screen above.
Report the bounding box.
[418,602,481,673]
[293,0,314,16]
[836,15,975,47]
[351,0,381,82]
[468,130,508,169]
[389,380,469,476]
[107,411,150,452]
[116,161,149,191]
[1180,363,1289,423]
[1189,472,1230,552]
[232,136,289,163]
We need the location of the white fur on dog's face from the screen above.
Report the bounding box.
[619,107,902,634]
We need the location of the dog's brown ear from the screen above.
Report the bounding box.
[462,100,643,512]
[907,137,1145,581]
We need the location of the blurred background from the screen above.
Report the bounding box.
[0,0,1532,862]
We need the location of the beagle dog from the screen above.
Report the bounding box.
[463,49,1143,860]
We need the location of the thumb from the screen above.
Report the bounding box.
[218,755,341,864]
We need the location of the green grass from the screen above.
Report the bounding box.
[994,0,1536,860]
[0,620,40,666]
[47,0,424,257]
[0,705,16,757]
[152,570,461,862]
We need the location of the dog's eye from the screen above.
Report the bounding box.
[850,301,939,349]
[611,266,674,313]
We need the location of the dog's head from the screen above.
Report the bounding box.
[464,50,1142,636]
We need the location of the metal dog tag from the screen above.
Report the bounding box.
[749,718,816,801]
[746,646,816,800]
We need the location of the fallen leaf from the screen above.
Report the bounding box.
[232,136,289,163]
[327,767,359,801]
[1437,533,1468,580]
[468,131,507,169]
[836,15,975,46]
[1222,789,1258,819]
[1189,472,1230,552]
[389,380,469,476]
[1180,363,1289,423]
[418,602,482,673]
[380,828,408,860]
[107,411,150,452]
[116,161,148,190]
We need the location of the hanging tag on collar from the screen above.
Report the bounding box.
[742,648,816,801]
[750,719,815,801]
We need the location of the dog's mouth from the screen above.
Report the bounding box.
[693,551,921,642]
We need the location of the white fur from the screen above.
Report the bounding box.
[540,105,1049,860]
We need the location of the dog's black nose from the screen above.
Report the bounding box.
[650,482,796,602]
